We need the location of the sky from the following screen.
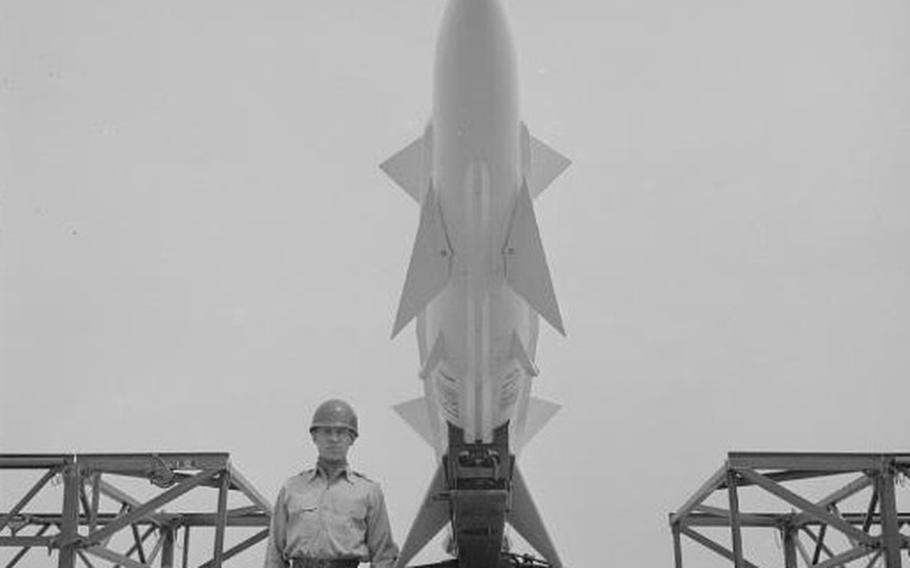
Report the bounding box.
[2,1,910,567]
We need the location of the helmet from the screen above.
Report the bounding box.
[310,399,358,438]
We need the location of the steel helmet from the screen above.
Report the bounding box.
[310,399,359,439]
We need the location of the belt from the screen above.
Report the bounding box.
[290,558,360,568]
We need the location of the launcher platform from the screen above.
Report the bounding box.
[0,453,271,568]
[669,452,910,568]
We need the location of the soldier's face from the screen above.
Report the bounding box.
[312,427,354,461]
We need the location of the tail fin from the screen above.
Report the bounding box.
[514,397,561,452]
[506,465,563,568]
[395,463,450,568]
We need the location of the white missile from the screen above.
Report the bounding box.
[381,1,570,566]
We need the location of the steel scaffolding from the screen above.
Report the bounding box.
[669,452,910,568]
[0,453,271,568]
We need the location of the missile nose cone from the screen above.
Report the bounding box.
[443,0,508,29]
[436,0,516,83]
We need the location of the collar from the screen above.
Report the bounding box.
[306,463,354,484]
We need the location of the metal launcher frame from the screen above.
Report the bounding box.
[669,452,910,568]
[0,453,271,568]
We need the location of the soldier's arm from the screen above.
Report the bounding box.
[263,484,289,568]
[365,483,399,568]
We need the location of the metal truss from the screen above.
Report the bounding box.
[669,452,910,568]
[0,453,271,568]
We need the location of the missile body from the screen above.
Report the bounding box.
[381,1,569,566]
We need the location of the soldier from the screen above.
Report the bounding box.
[264,399,399,568]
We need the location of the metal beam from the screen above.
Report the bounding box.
[736,468,875,545]
[671,464,728,525]
[731,469,856,488]
[671,524,682,568]
[181,527,190,568]
[58,461,80,568]
[1,453,272,567]
[0,536,53,547]
[680,512,782,527]
[88,473,100,534]
[86,469,220,544]
[794,535,812,567]
[863,489,880,534]
[131,524,148,564]
[0,455,72,469]
[75,550,96,568]
[93,479,142,510]
[863,551,883,568]
[4,524,50,568]
[727,469,744,568]
[120,524,157,561]
[228,465,273,513]
[819,474,874,508]
[160,527,175,568]
[678,527,760,568]
[84,545,149,568]
[802,526,837,566]
[792,474,874,528]
[728,453,889,472]
[879,468,902,568]
[0,468,58,533]
[810,524,828,565]
[211,472,230,568]
[813,546,876,568]
[197,529,270,568]
[75,453,230,474]
[689,505,781,527]
[782,527,798,568]
[144,529,165,565]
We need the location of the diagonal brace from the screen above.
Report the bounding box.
[813,545,876,568]
[86,469,220,544]
[678,526,761,568]
[737,468,875,545]
[0,469,59,533]
[198,529,271,568]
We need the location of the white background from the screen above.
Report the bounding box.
[2,1,909,566]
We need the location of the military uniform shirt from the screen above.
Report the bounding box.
[264,466,398,568]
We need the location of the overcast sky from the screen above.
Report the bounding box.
[2,1,909,567]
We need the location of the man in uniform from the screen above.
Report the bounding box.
[264,399,399,568]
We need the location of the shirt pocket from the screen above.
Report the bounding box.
[341,500,367,523]
[287,494,321,541]
[336,499,368,552]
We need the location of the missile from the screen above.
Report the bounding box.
[381,1,570,566]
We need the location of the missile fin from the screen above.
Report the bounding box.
[516,397,561,451]
[392,184,453,337]
[510,332,538,377]
[393,397,437,449]
[503,182,565,336]
[380,137,424,203]
[419,333,448,379]
[395,463,450,568]
[506,465,563,568]
[521,123,571,199]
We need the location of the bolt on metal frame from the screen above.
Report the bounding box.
[0,453,272,568]
[669,452,910,568]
